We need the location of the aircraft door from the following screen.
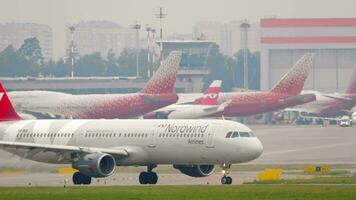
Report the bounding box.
[206,126,215,148]
[147,129,156,148]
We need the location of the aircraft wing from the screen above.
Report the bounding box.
[0,141,128,159]
[284,107,308,113]
[322,94,355,102]
[140,93,177,104]
[203,100,232,112]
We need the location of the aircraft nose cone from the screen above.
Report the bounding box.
[254,138,264,159]
[248,138,263,160]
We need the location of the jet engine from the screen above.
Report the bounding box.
[173,164,215,177]
[72,153,116,177]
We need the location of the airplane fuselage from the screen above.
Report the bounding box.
[178,92,315,117]
[9,91,177,119]
[0,119,263,166]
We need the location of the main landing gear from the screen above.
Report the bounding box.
[72,172,92,185]
[139,164,158,184]
[220,163,232,185]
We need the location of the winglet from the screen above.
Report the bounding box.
[0,82,22,121]
[346,66,356,94]
[140,51,182,94]
[197,80,222,105]
[271,53,314,95]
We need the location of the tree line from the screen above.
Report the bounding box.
[0,38,260,92]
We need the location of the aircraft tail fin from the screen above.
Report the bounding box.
[271,53,314,95]
[346,66,356,94]
[140,51,182,94]
[197,80,222,105]
[0,82,22,121]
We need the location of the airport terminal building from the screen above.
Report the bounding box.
[261,18,356,93]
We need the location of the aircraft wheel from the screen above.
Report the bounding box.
[139,171,158,184]
[139,172,149,184]
[73,172,82,185]
[149,172,158,184]
[82,174,92,185]
[72,172,92,185]
[221,176,228,184]
[221,176,232,185]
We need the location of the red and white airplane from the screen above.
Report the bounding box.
[8,51,182,119]
[144,80,231,119]
[178,53,316,118]
[286,67,356,119]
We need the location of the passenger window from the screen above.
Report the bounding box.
[240,132,249,137]
[232,132,239,138]
[226,132,232,138]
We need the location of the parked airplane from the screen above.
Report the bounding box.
[0,82,263,185]
[8,51,182,119]
[285,67,356,120]
[144,80,231,119]
[178,53,316,118]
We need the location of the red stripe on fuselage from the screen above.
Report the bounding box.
[261,37,356,44]
[261,18,356,28]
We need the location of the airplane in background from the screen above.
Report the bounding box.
[144,80,231,119]
[178,53,316,118]
[284,68,356,122]
[0,81,263,185]
[8,51,182,119]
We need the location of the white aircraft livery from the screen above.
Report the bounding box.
[0,82,263,185]
[144,80,231,119]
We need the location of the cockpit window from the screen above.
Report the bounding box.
[226,132,232,138]
[240,132,249,137]
[232,131,239,138]
[249,132,255,137]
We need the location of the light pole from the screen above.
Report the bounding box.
[132,23,141,77]
[69,26,76,78]
[240,22,250,90]
[146,27,151,77]
[155,7,167,65]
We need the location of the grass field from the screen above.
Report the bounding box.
[1,185,356,200]
[247,176,356,185]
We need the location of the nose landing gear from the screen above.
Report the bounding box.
[139,164,158,184]
[220,163,232,185]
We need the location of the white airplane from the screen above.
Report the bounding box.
[144,80,231,119]
[0,82,263,185]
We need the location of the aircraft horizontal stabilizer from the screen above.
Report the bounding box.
[281,93,316,107]
[140,93,178,104]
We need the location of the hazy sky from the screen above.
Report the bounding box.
[0,0,355,58]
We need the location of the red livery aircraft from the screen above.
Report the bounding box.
[8,51,182,119]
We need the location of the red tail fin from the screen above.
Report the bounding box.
[198,80,222,105]
[0,82,21,121]
[346,66,356,94]
[271,53,314,95]
[140,51,182,94]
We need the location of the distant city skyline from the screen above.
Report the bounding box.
[0,0,355,58]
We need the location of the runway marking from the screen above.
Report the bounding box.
[263,141,356,156]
